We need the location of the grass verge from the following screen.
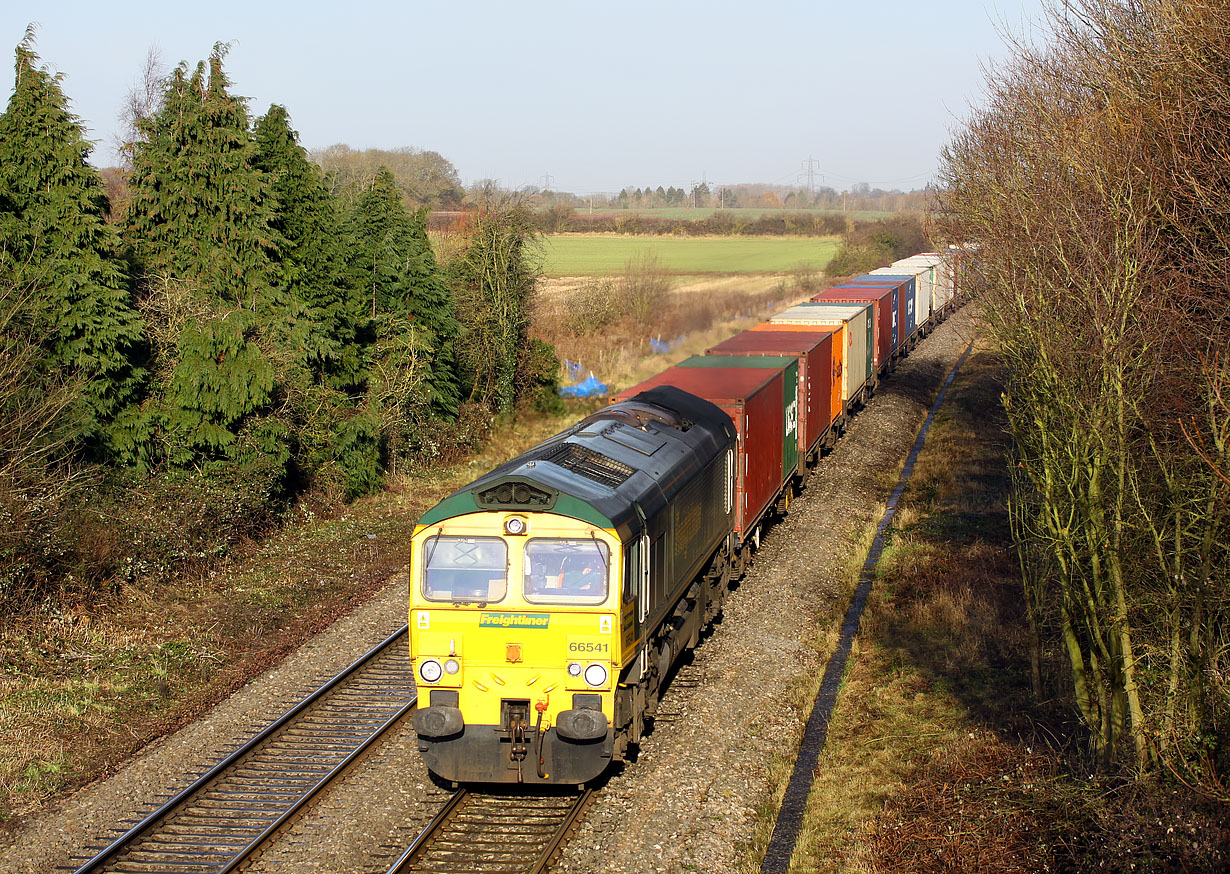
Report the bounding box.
[745,346,1228,872]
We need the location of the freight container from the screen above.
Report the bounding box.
[871,265,931,336]
[678,355,798,480]
[758,302,872,409]
[898,253,955,315]
[815,286,895,369]
[613,365,787,544]
[837,274,916,348]
[705,329,839,459]
[892,255,948,323]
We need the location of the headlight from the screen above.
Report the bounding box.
[567,662,583,677]
[504,516,526,536]
[418,659,443,684]
[583,663,608,688]
[444,658,460,675]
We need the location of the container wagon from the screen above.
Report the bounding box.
[705,329,840,468]
[758,302,874,411]
[868,265,932,338]
[614,364,790,553]
[677,354,801,489]
[834,274,917,353]
[813,285,896,372]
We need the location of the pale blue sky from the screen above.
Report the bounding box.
[4,1,1049,193]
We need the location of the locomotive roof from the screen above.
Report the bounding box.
[417,386,735,538]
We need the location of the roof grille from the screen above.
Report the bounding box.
[538,442,635,489]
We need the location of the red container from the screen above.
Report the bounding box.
[615,366,786,542]
[705,329,838,458]
[813,286,894,369]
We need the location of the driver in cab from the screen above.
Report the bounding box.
[558,554,603,592]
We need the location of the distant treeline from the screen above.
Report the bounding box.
[0,35,556,608]
[524,207,858,237]
[533,182,930,215]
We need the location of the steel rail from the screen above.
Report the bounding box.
[527,788,594,874]
[385,788,593,874]
[72,625,413,874]
[384,788,471,873]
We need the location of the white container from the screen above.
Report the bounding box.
[895,253,953,315]
[882,262,934,332]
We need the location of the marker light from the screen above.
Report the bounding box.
[583,663,609,688]
[567,662,583,677]
[418,659,443,683]
[444,658,460,675]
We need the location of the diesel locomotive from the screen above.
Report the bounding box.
[409,387,741,785]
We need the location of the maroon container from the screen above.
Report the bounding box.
[615,366,786,542]
[705,329,838,459]
[813,286,894,369]
[834,275,914,349]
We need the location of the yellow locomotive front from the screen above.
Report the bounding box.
[409,508,631,785]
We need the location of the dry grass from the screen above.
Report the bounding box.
[534,266,825,393]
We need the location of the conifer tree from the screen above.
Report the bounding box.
[402,209,461,417]
[123,44,283,469]
[252,104,365,389]
[0,30,145,454]
[125,43,277,311]
[350,169,461,416]
[349,168,410,317]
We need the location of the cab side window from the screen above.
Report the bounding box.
[523,539,609,604]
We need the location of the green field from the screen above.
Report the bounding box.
[542,233,841,276]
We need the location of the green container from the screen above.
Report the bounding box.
[679,354,799,478]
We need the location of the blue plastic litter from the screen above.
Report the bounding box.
[649,334,686,354]
[559,373,609,398]
[563,359,587,383]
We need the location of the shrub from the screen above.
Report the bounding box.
[330,409,384,500]
[618,252,672,327]
[517,339,565,415]
[565,279,622,334]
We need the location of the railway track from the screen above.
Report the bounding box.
[386,788,595,874]
[69,626,417,874]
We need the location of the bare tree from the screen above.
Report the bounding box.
[114,46,167,168]
[937,0,1230,790]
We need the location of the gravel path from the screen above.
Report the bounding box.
[3,308,977,874]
